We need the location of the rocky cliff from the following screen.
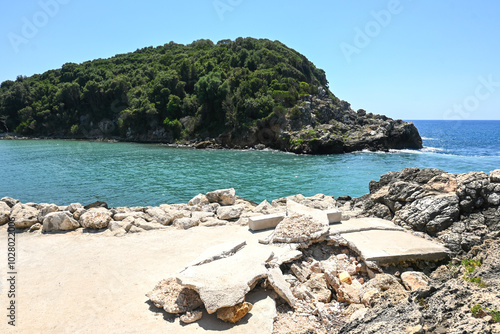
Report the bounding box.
[211,87,422,154]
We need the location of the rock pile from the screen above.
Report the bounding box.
[144,200,450,332]
[0,188,262,234]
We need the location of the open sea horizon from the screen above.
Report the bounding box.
[0,120,498,207]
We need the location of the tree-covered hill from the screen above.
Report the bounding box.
[0,37,422,153]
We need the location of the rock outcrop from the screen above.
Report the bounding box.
[347,168,500,254]
[214,93,423,154]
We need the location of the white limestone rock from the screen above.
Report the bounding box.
[206,188,236,206]
[267,267,297,307]
[11,203,39,229]
[37,203,59,223]
[80,208,112,229]
[216,204,245,220]
[188,194,210,206]
[67,203,83,213]
[146,277,203,314]
[42,211,80,232]
[173,217,199,229]
[0,201,10,225]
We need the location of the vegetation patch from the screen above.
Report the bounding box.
[461,258,487,288]
[0,38,333,140]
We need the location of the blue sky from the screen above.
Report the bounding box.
[1,0,499,120]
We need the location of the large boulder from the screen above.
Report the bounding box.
[216,204,245,220]
[37,203,59,223]
[188,194,210,206]
[67,203,83,213]
[159,208,191,226]
[393,194,460,234]
[172,217,199,229]
[0,201,10,225]
[206,188,236,206]
[400,271,430,291]
[42,211,80,232]
[1,197,19,208]
[80,208,112,229]
[10,203,39,229]
[490,169,500,183]
[145,207,170,225]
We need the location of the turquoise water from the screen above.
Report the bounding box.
[0,120,498,207]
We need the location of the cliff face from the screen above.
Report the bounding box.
[201,87,422,154]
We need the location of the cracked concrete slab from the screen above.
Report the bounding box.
[177,244,274,314]
[183,240,246,269]
[267,267,297,307]
[329,217,404,234]
[341,229,450,265]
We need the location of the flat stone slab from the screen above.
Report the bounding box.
[341,230,450,265]
[177,244,274,314]
[248,213,285,231]
[329,217,404,234]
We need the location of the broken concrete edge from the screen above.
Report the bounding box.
[249,206,344,232]
[249,213,285,231]
[267,266,297,308]
[176,245,275,315]
[361,251,451,266]
[182,240,247,270]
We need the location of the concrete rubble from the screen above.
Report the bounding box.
[142,189,455,331]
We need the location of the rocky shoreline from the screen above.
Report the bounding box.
[2,168,499,333]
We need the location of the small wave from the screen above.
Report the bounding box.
[421,146,444,153]
[421,137,437,141]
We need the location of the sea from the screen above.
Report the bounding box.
[0,120,498,207]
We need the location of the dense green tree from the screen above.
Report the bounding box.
[0,37,334,139]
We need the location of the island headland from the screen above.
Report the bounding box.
[0,38,422,154]
[2,167,499,333]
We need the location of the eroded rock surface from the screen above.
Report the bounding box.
[79,208,112,229]
[146,278,203,314]
[42,211,80,232]
[11,203,39,228]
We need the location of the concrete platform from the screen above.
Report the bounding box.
[329,217,404,234]
[341,229,450,265]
